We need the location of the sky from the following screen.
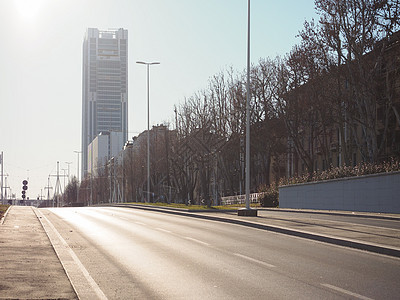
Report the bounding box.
[0,0,317,200]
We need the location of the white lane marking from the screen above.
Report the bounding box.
[155,228,172,234]
[134,221,147,226]
[119,217,129,221]
[36,209,108,300]
[184,236,210,246]
[321,283,374,300]
[234,253,276,268]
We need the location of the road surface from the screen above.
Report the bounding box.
[42,207,400,299]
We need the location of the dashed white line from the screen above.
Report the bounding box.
[321,283,374,300]
[155,228,172,234]
[134,221,147,226]
[184,236,210,246]
[234,253,276,268]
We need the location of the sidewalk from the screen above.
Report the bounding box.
[112,203,400,258]
[0,206,77,299]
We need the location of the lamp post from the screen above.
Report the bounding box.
[238,0,257,216]
[65,162,72,184]
[136,61,160,202]
[73,151,81,181]
[74,151,81,204]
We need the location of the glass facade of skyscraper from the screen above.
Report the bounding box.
[82,28,128,178]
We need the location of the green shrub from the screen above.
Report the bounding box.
[278,157,400,186]
[256,158,399,207]
[258,182,279,207]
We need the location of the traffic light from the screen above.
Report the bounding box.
[22,180,28,199]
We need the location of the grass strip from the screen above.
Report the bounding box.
[0,204,10,220]
[125,202,260,210]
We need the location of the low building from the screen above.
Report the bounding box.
[87,131,124,176]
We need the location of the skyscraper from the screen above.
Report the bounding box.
[81,28,128,178]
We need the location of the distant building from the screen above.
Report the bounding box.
[81,28,128,178]
[87,131,124,176]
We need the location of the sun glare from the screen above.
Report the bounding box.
[14,0,44,20]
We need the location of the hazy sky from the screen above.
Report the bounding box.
[0,0,317,199]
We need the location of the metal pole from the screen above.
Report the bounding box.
[1,151,3,204]
[110,157,112,203]
[122,145,124,203]
[245,0,251,210]
[147,64,150,203]
[4,176,7,202]
[62,169,67,192]
[74,151,81,203]
[136,61,160,203]
[74,151,81,182]
[77,153,79,182]
[65,162,72,184]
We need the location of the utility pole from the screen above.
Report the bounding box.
[62,168,67,191]
[49,162,67,207]
[54,162,62,207]
[65,162,72,184]
[4,175,9,201]
[1,151,3,204]
[45,176,53,206]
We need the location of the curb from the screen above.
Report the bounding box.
[93,203,238,213]
[99,203,400,221]
[33,207,101,300]
[108,204,400,258]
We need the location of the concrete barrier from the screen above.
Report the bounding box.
[279,171,400,213]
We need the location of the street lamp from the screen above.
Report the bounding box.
[65,162,72,184]
[238,0,257,216]
[74,151,81,204]
[74,151,81,182]
[136,61,160,202]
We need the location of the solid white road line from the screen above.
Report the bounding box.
[321,283,374,300]
[234,253,276,268]
[35,209,108,300]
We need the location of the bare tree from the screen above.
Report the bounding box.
[313,0,400,162]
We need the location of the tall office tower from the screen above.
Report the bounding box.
[81,28,128,178]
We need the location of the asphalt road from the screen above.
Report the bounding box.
[43,207,400,300]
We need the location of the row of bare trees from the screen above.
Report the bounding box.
[64,0,400,206]
[274,0,400,173]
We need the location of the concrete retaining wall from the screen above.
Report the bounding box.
[279,172,400,213]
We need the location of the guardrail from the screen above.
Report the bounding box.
[221,193,262,205]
